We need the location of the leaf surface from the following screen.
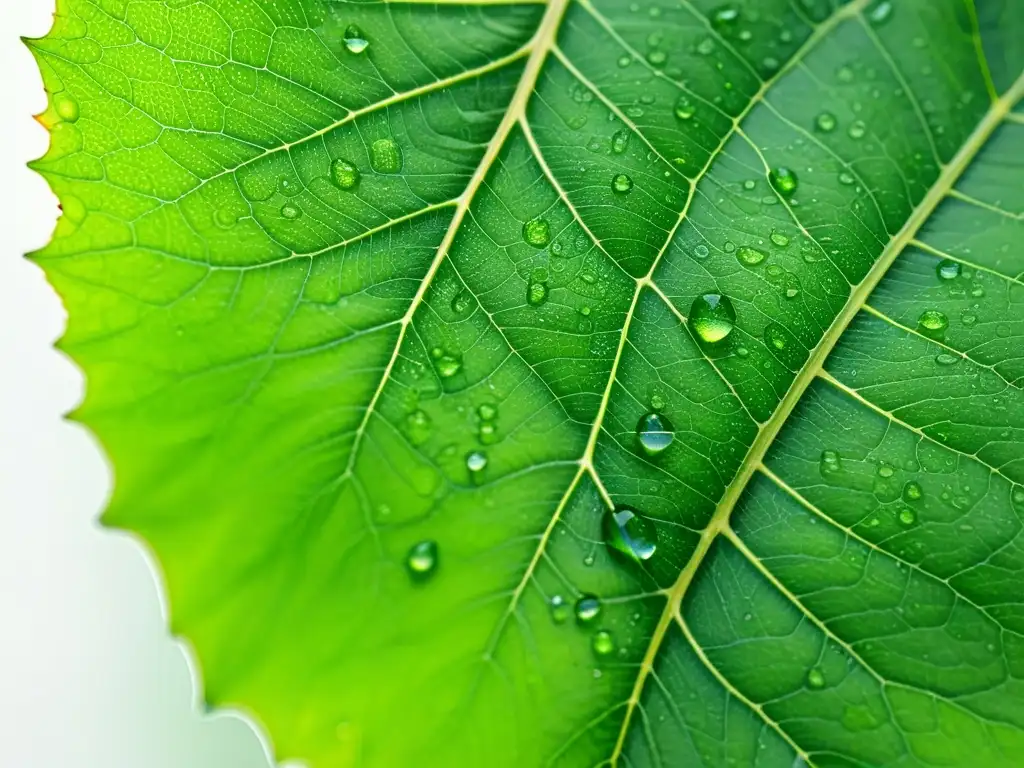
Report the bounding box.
[29,0,1024,765]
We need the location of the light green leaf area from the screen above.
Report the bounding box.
[29,0,1024,764]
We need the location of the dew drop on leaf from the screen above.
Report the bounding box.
[575,595,601,623]
[592,630,615,657]
[918,309,949,333]
[54,93,79,122]
[765,322,788,350]
[611,129,630,154]
[935,352,959,366]
[466,450,487,473]
[343,24,369,54]
[806,668,826,689]
[370,138,403,174]
[868,1,893,25]
[405,410,432,445]
[523,217,551,247]
[815,111,837,133]
[406,540,438,580]
[612,173,634,194]
[435,354,462,378]
[770,230,790,247]
[936,260,961,280]
[331,158,360,190]
[603,505,658,562]
[527,280,548,306]
[451,290,472,316]
[281,203,301,219]
[690,293,736,343]
[820,449,842,475]
[636,412,675,456]
[736,245,767,266]
[674,95,696,120]
[848,120,867,139]
[693,244,710,259]
[769,167,798,197]
[477,403,497,421]
[902,481,923,502]
[898,507,917,526]
[549,595,570,624]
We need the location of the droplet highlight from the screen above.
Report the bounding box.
[343,25,369,54]
[406,540,438,580]
[690,293,736,344]
[636,412,675,456]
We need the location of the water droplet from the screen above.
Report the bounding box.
[603,505,658,562]
[611,129,630,154]
[674,95,696,120]
[636,412,675,456]
[815,111,837,133]
[343,25,369,54]
[54,93,79,122]
[838,171,855,186]
[405,410,432,445]
[903,481,923,501]
[406,540,438,580]
[918,309,948,333]
[935,352,959,366]
[736,245,767,266]
[868,1,893,25]
[693,244,710,259]
[650,393,666,410]
[848,120,866,139]
[451,290,473,315]
[478,403,497,421]
[696,36,715,55]
[820,449,842,475]
[575,595,601,623]
[550,595,570,624]
[960,310,977,327]
[370,138,402,174]
[436,354,462,378]
[937,260,961,281]
[612,174,634,194]
[280,203,301,219]
[214,208,239,228]
[898,507,917,526]
[647,50,667,67]
[770,230,790,247]
[690,293,736,344]
[711,4,740,29]
[527,280,548,306]
[466,451,488,473]
[523,217,551,248]
[331,158,360,190]
[769,167,798,197]
[877,463,894,478]
[765,323,787,350]
[592,630,615,656]
[806,668,826,689]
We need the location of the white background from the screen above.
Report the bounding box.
[0,4,280,767]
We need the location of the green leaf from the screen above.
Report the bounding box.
[28,0,1024,765]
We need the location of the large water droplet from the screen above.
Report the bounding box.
[436,353,462,378]
[690,293,736,343]
[936,260,961,281]
[370,138,402,174]
[674,95,696,120]
[527,280,548,306]
[343,24,369,54]
[406,540,438,580]
[898,507,917,526]
[550,595,570,624]
[815,111,837,133]
[806,668,826,689]
[331,158,360,190]
[575,595,601,623]
[612,174,634,194]
[918,309,948,333]
[523,217,551,248]
[770,230,790,247]
[769,167,798,197]
[54,93,79,123]
[603,505,658,562]
[592,630,615,656]
[736,245,767,266]
[636,412,674,455]
[902,481,923,502]
[466,450,488,473]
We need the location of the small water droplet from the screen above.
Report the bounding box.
[868,1,893,25]
[918,309,948,333]
[736,245,767,266]
[806,668,826,689]
[575,595,601,623]
[650,393,666,410]
[674,95,696,120]
[343,24,369,54]
[711,4,740,29]
[770,230,790,247]
[477,403,497,421]
[647,50,667,67]
[331,158,360,190]
[838,171,855,186]
[820,449,842,475]
[690,293,736,343]
[370,137,402,174]
[815,111,837,133]
[937,260,961,280]
[848,120,866,139]
[406,540,438,580]
[636,412,675,456]
[436,354,462,378]
[550,595,570,624]
[898,507,917,526]
[451,290,472,315]
[935,352,959,366]
[693,244,710,260]
[280,203,301,219]
[603,505,658,562]
[769,167,798,197]
[903,481,923,501]
[405,410,432,445]
[877,463,894,478]
[960,310,977,327]
[764,323,787,350]
[466,450,487,473]
[54,93,79,122]
[612,174,634,194]
[592,630,615,656]
[611,129,630,154]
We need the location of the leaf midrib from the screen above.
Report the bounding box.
[610,67,1024,767]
